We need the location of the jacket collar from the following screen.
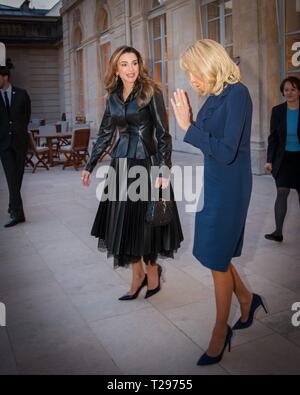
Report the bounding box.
[282,101,300,141]
[0,85,17,113]
[11,85,17,109]
[202,82,235,121]
[113,79,139,104]
[280,102,287,142]
[0,82,12,96]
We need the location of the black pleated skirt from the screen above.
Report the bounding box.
[91,156,184,268]
[275,151,300,189]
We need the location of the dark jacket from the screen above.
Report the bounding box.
[267,102,300,178]
[85,86,172,174]
[0,85,31,152]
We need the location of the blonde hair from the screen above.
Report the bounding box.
[180,39,241,96]
[105,46,160,107]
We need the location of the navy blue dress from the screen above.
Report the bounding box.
[183,82,253,272]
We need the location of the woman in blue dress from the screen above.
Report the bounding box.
[171,39,268,366]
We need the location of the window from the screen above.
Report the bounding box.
[281,0,300,79]
[201,0,233,58]
[77,49,85,114]
[96,7,108,33]
[73,23,85,115]
[96,6,110,107]
[99,36,111,97]
[149,13,169,112]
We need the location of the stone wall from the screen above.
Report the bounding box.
[61,0,284,173]
[7,45,63,123]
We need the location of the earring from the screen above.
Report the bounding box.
[115,74,119,82]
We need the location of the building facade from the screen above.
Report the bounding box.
[0,1,64,123]
[60,0,300,174]
[1,0,299,174]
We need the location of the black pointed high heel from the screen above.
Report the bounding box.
[118,275,147,301]
[233,293,268,330]
[197,326,233,366]
[145,264,163,299]
[265,232,283,242]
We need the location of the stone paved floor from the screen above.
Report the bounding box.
[0,152,300,375]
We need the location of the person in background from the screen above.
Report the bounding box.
[265,76,300,242]
[0,66,31,228]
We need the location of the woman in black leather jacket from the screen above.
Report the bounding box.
[81,46,183,300]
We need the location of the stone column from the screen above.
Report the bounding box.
[0,42,5,66]
[129,0,150,60]
[233,0,281,174]
[166,0,202,153]
[109,0,127,51]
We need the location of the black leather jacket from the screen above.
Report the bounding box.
[85,86,172,174]
[267,102,300,178]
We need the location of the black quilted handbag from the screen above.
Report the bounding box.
[145,198,174,227]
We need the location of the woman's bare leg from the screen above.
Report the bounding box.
[229,264,253,322]
[146,263,159,291]
[207,269,234,357]
[129,260,146,295]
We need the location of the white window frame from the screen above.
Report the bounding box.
[75,47,85,114]
[278,0,300,79]
[148,10,168,107]
[201,0,233,54]
[99,33,111,97]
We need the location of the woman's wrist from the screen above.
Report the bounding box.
[184,122,192,132]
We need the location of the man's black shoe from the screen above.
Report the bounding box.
[4,216,26,228]
[265,232,283,242]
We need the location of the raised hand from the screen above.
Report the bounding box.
[171,89,192,132]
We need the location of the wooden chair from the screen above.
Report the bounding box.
[60,128,90,170]
[56,121,70,148]
[38,125,60,158]
[56,121,69,133]
[26,131,50,173]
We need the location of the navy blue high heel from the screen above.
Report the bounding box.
[233,294,268,330]
[197,326,233,366]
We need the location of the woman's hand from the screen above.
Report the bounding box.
[264,163,273,173]
[81,170,91,187]
[171,89,192,132]
[155,177,170,190]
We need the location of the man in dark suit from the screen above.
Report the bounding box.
[0,66,31,227]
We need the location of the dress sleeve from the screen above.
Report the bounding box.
[85,98,116,173]
[184,85,250,165]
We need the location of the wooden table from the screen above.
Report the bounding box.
[33,132,72,167]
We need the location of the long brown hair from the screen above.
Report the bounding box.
[105,46,160,107]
